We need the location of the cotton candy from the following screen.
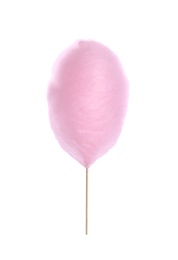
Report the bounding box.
[47,40,129,168]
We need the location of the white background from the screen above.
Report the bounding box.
[0,0,178,259]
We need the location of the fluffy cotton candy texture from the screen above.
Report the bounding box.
[47,40,129,168]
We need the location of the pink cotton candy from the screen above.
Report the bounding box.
[47,40,129,168]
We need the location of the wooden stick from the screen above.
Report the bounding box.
[86,167,88,235]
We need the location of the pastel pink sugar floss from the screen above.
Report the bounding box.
[47,40,129,168]
[47,40,129,234]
